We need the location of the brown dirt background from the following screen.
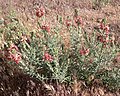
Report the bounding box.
[0,0,120,96]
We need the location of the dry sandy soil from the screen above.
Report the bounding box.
[0,0,120,96]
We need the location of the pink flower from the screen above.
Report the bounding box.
[74,16,83,26]
[8,44,18,51]
[97,35,110,44]
[43,52,53,62]
[104,25,110,34]
[36,7,45,18]
[41,24,50,33]
[99,23,110,34]
[6,44,21,64]
[66,19,72,27]
[97,35,104,43]
[6,52,14,60]
[5,51,21,64]
[12,53,21,64]
[79,48,89,56]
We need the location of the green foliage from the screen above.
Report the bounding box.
[69,25,119,89]
[1,15,120,90]
[18,26,70,83]
[0,16,27,49]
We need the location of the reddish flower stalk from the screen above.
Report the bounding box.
[43,52,53,62]
[100,23,105,30]
[12,53,21,64]
[8,44,18,51]
[104,25,110,35]
[66,19,72,27]
[5,51,14,60]
[97,35,104,43]
[41,24,50,33]
[97,35,110,44]
[74,16,83,26]
[6,44,21,64]
[4,51,21,64]
[36,7,45,18]
[99,23,110,35]
[79,48,90,56]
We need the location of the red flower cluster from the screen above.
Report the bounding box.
[43,52,53,62]
[97,35,105,43]
[100,23,110,35]
[79,48,90,56]
[66,19,72,27]
[5,44,21,64]
[104,25,110,34]
[41,24,50,33]
[97,35,112,45]
[36,7,45,18]
[8,44,18,51]
[99,22,111,46]
[74,16,83,26]
[7,52,21,64]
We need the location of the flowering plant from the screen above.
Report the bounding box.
[36,7,45,18]
[0,9,120,90]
